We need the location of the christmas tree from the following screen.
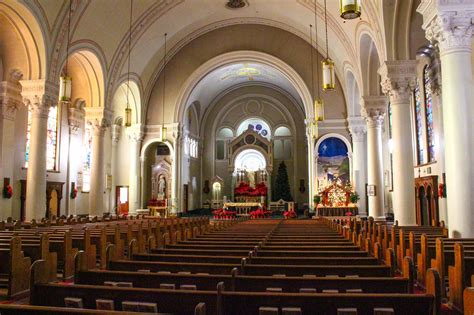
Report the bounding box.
[273,162,293,201]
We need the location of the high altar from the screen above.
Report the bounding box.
[226,128,272,215]
[316,182,358,216]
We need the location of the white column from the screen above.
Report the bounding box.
[20,80,58,221]
[348,116,367,216]
[379,60,418,226]
[0,75,22,219]
[418,0,474,236]
[305,120,316,210]
[66,101,85,216]
[89,120,107,216]
[109,124,121,214]
[127,124,144,214]
[362,96,387,220]
[170,124,180,214]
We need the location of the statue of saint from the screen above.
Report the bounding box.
[158,176,166,200]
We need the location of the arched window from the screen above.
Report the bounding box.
[274,126,292,160]
[216,128,234,160]
[236,118,271,139]
[82,125,93,192]
[414,79,424,165]
[25,105,59,171]
[274,126,291,137]
[423,66,435,162]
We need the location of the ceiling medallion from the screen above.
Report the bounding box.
[226,0,247,9]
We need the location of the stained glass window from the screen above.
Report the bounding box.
[414,79,424,165]
[25,106,59,170]
[423,66,435,162]
[82,125,93,192]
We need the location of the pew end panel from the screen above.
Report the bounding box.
[426,268,442,315]
[464,287,474,315]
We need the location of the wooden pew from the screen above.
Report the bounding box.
[215,282,434,315]
[447,243,474,312]
[0,237,31,299]
[0,233,57,282]
[417,235,474,286]
[0,304,152,314]
[31,260,216,315]
[241,259,393,277]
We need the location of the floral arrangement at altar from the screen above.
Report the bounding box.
[234,182,267,196]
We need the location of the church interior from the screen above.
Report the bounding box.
[0,0,473,313]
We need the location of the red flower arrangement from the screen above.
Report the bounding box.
[70,188,78,199]
[3,185,12,199]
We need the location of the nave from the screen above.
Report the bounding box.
[0,215,472,314]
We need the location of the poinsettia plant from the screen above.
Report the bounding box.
[3,185,12,199]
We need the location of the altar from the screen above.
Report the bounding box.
[224,202,261,216]
[317,206,358,217]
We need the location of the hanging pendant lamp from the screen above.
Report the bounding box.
[60,0,73,101]
[322,0,335,91]
[124,0,133,127]
[160,33,168,142]
[340,0,361,20]
[313,0,324,121]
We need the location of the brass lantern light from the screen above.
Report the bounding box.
[315,98,325,122]
[340,0,361,20]
[59,76,72,101]
[322,0,335,91]
[124,0,134,127]
[60,0,73,102]
[322,58,335,90]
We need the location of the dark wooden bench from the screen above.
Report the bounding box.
[216,282,434,315]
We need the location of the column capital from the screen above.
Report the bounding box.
[379,60,419,103]
[126,124,145,143]
[111,124,121,145]
[20,79,59,119]
[168,122,181,141]
[348,116,367,142]
[0,74,23,121]
[85,107,113,136]
[361,96,388,128]
[417,0,474,55]
[67,100,85,135]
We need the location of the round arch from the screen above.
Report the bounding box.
[0,0,47,80]
[111,78,142,125]
[315,133,352,155]
[61,49,106,108]
[173,51,314,123]
[229,144,273,174]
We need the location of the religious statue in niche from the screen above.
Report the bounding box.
[158,175,166,200]
[317,137,350,189]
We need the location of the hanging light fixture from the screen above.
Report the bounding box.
[160,33,168,142]
[59,0,73,101]
[124,0,133,127]
[322,0,336,91]
[313,0,325,122]
[340,0,361,20]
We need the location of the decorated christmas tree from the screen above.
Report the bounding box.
[273,162,293,201]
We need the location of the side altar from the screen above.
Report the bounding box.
[316,182,358,216]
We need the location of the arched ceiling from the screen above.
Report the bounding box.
[32,0,386,101]
[188,62,301,117]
